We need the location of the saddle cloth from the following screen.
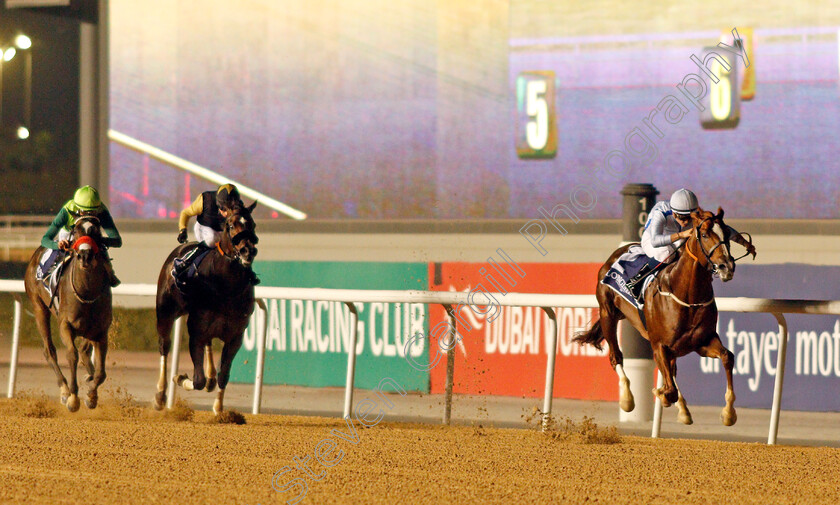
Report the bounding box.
[36,250,71,308]
[600,245,657,310]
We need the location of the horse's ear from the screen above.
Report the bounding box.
[717,206,724,219]
[247,201,257,213]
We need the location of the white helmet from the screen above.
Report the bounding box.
[669,188,698,216]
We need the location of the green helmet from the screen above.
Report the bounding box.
[73,185,102,211]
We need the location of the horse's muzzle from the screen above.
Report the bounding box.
[238,245,258,267]
[717,263,734,282]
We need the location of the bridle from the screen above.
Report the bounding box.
[68,235,106,304]
[686,212,751,275]
[222,215,258,264]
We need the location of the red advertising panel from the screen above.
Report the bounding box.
[428,262,618,401]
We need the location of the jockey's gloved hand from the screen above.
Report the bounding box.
[177,229,188,244]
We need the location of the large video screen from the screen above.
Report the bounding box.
[109,1,840,220]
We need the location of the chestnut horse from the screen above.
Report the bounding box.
[574,208,751,426]
[23,216,112,412]
[153,202,258,414]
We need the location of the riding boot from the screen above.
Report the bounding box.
[103,259,121,287]
[629,260,667,303]
[37,249,62,280]
[625,263,653,291]
[172,243,207,278]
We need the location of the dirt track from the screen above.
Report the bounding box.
[1,393,839,505]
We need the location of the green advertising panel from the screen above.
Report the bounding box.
[229,262,430,392]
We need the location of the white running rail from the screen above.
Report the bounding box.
[4,278,840,445]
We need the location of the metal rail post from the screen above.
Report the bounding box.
[768,313,789,445]
[541,307,558,431]
[442,304,457,426]
[252,299,268,415]
[342,302,359,419]
[651,372,664,438]
[6,297,22,398]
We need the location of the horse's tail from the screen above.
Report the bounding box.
[572,318,604,351]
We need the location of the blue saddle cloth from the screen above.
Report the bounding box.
[600,245,656,312]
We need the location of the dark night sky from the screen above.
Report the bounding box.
[0,3,79,160]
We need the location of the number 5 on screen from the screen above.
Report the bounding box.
[516,71,557,159]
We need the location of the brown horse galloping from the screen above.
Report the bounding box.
[574,208,753,426]
[23,216,113,412]
[153,202,259,414]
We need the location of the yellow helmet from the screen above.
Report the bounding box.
[73,185,102,211]
[216,183,241,209]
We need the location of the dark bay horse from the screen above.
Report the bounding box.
[23,216,112,412]
[153,202,259,414]
[574,208,751,426]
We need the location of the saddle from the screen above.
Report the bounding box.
[171,245,215,292]
[601,245,660,319]
[37,250,72,298]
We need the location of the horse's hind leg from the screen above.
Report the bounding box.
[699,335,737,426]
[600,310,634,413]
[58,321,81,412]
[33,301,69,402]
[85,338,108,409]
[214,338,243,415]
[204,345,217,392]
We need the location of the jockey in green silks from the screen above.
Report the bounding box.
[38,185,123,287]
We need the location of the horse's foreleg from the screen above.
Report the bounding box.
[85,338,108,409]
[204,345,217,392]
[600,311,634,412]
[34,302,69,401]
[699,336,737,426]
[673,375,693,425]
[59,322,80,413]
[78,340,95,383]
[213,338,243,415]
[176,333,206,392]
[651,343,678,407]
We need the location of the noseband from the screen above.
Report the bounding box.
[223,219,258,264]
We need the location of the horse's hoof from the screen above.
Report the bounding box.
[620,396,635,413]
[175,374,188,386]
[213,399,222,416]
[60,395,68,405]
[678,412,694,425]
[652,388,672,408]
[721,409,737,426]
[85,396,98,410]
[153,392,166,411]
[206,377,217,392]
[66,395,80,413]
